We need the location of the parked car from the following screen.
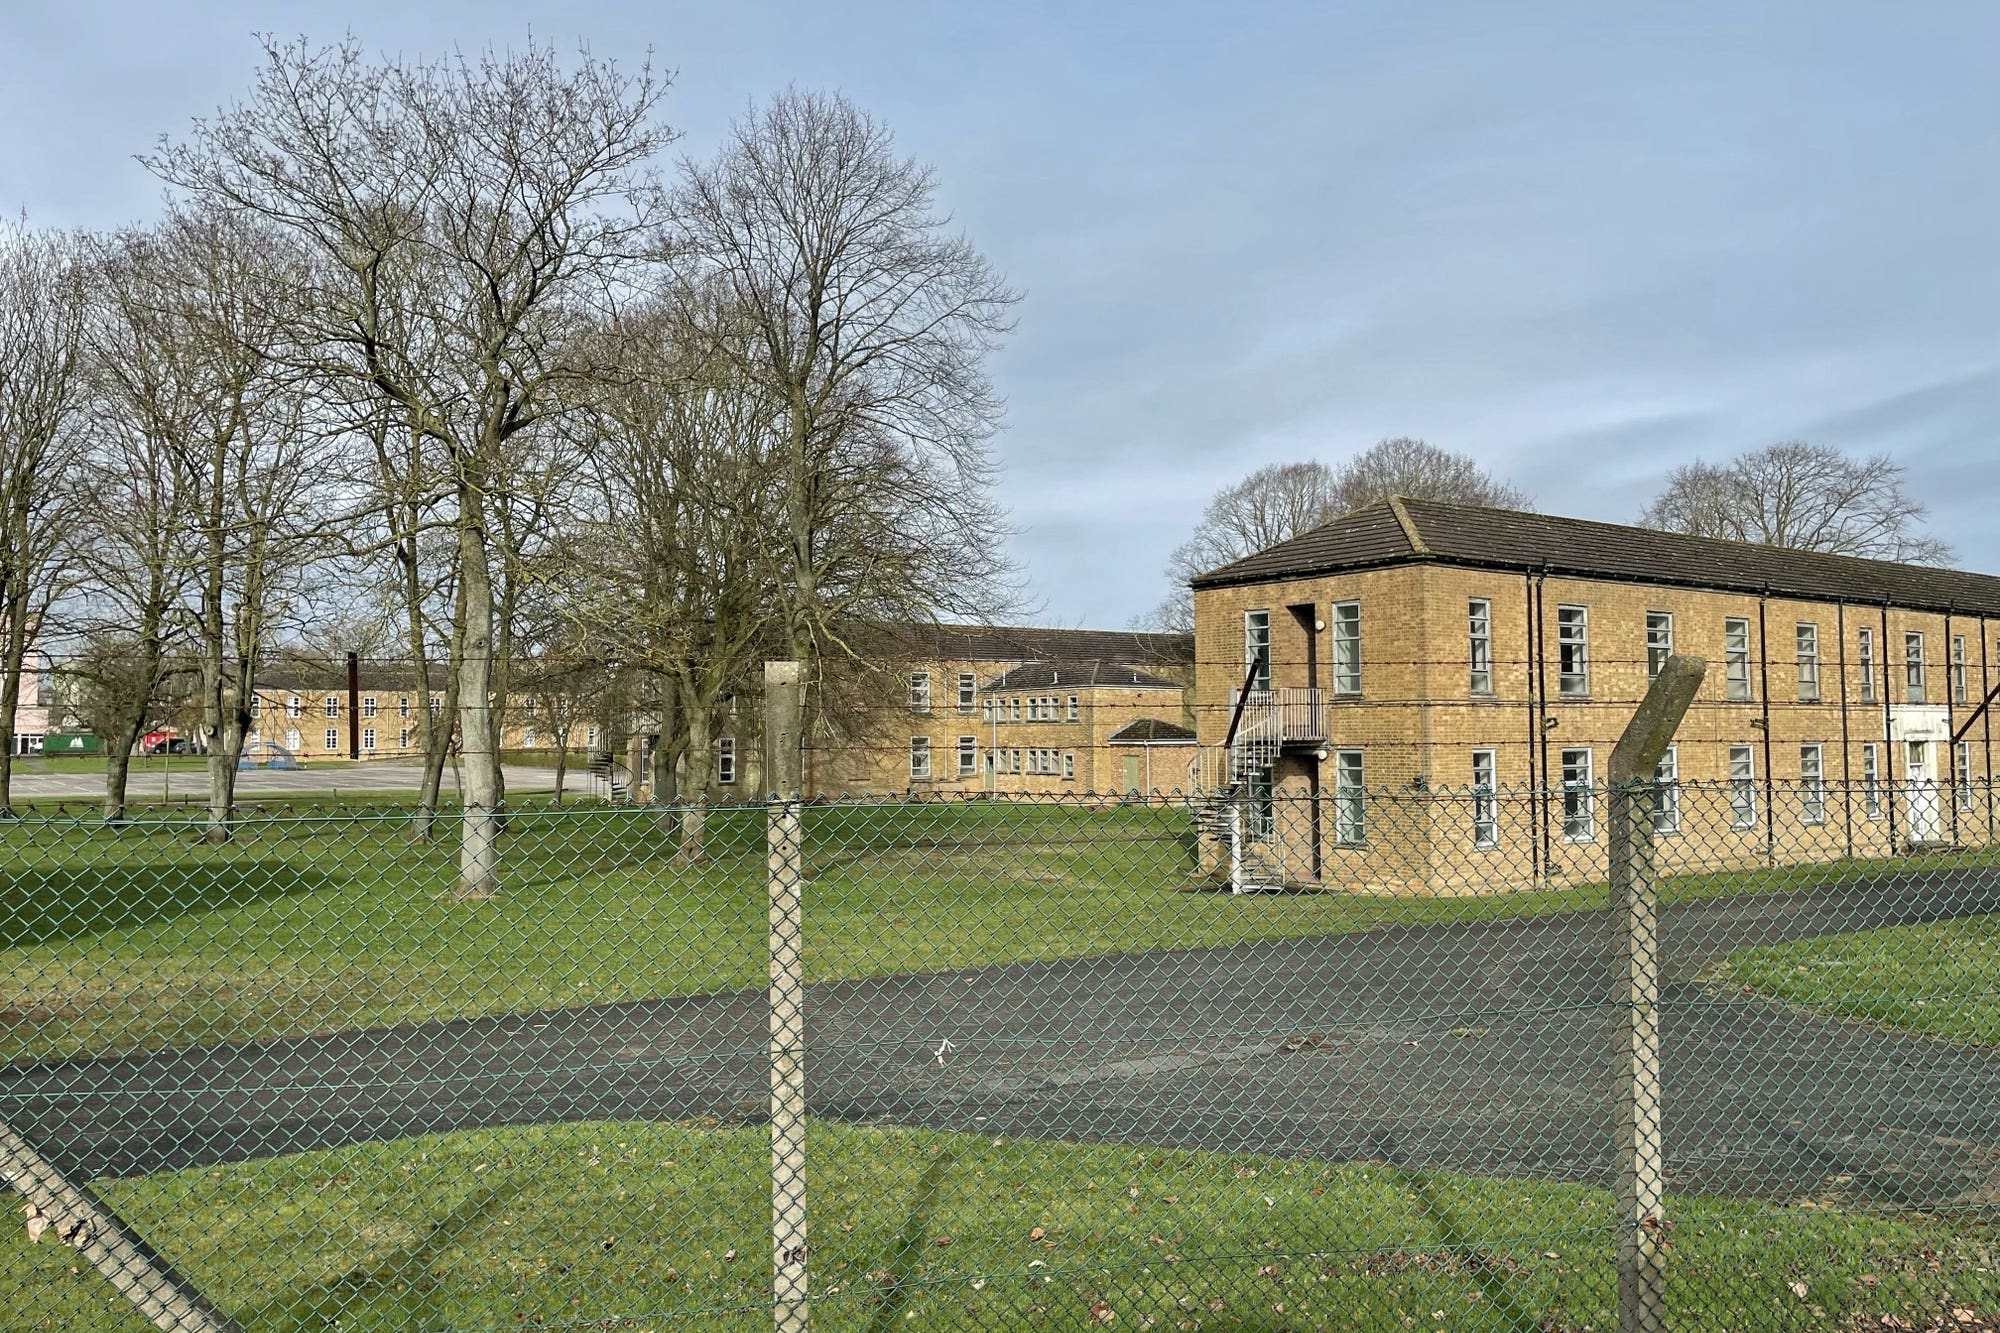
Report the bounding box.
[147,738,191,755]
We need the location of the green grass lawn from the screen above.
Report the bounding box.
[1,801,1997,1063]
[1710,915,2000,1046]
[4,1120,1992,1332]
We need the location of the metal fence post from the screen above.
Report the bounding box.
[1607,653,1705,1333]
[764,660,809,1333]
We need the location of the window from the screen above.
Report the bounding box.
[957,672,976,712]
[397,695,411,719]
[1009,749,1022,774]
[1862,743,1882,819]
[1956,741,1974,812]
[1334,750,1364,845]
[1331,600,1361,695]
[1729,745,1757,828]
[325,695,340,718]
[1062,752,1075,780]
[1066,694,1079,721]
[1470,749,1498,848]
[981,699,993,723]
[1010,698,1022,723]
[361,727,376,753]
[908,736,931,780]
[522,696,535,718]
[1905,632,1926,703]
[956,735,977,777]
[1724,619,1751,701]
[1800,744,1825,825]
[1246,764,1275,839]
[249,694,262,717]
[1468,598,1493,695]
[428,693,443,718]
[522,726,535,749]
[324,728,339,752]
[1796,624,1819,702]
[287,695,302,719]
[718,738,736,785]
[1857,628,1876,702]
[398,727,411,749]
[909,673,932,714]
[284,728,300,751]
[1556,606,1589,697]
[586,725,598,749]
[1646,611,1673,683]
[1952,636,1969,704]
[1244,609,1271,695]
[1653,747,1680,835]
[1560,747,1594,841]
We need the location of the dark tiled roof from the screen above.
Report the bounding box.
[1192,496,2000,616]
[1107,718,1197,743]
[258,659,443,692]
[983,660,1184,691]
[893,623,1194,666]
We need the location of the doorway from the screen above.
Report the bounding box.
[1905,740,1940,844]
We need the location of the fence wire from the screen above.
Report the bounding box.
[0,781,1995,1331]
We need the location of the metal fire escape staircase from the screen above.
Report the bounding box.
[1188,662,1298,894]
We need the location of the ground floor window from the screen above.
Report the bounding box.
[1653,746,1679,835]
[1245,765,1275,839]
[1561,747,1593,841]
[324,728,338,752]
[957,736,977,777]
[1470,749,1497,848]
[1862,743,1882,819]
[1955,741,1974,813]
[718,737,737,785]
[1800,744,1826,825]
[1062,752,1075,781]
[908,737,930,780]
[1729,745,1757,828]
[1333,750,1364,846]
[361,727,376,753]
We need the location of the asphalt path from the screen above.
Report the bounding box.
[10,761,594,801]
[5,870,1999,1209]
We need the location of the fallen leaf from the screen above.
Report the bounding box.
[1788,1280,1809,1300]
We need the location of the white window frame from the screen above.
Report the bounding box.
[1468,598,1493,696]
[718,737,737,785]
[1729,745,1758,829]
[909,672,932,714]
[1333,749,1365,846]
[586,725,599,749]
[324,727,339,752]
[287,695,302,719]
[1952,635,1968,704]
[361,727,376,753]
[957,735,977,777]
[1470,748,1498,848]
[521,725,535,749]
[908,736,931,781]
[399,695,412,719]
[1010,698,1022,723]
[324,694,341,718]
[1862,742,1882,819]
[1062,752,1075,780]
[1653,746,1680,835]
[1724,618,1751,701]
[1067,694,1079,721]
[1560,747,1594,841]
[1646,611,1673,683]
[398,727,411,750]
[1796,623,1819,702]
[1955,740,1974,812]
[1800,743,1826,825]
[1905,632,1926,703]
[1244,609,1271,695]
[1857,627,1876,702]
[1331,600,1361,696]
[362,695,378,719]
[1556,605,1589,698]
[958,672,977,712]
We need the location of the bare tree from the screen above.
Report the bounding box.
[1638,440,1954,564]
[0,218,89,814]
[150,36,676,895]
[1147,441,1527,631]
[676,89,1019,717]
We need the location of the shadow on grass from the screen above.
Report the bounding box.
[865,1147,956,1333]
[0,863,343,949]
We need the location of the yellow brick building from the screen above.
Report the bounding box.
[1190,496,2000,892]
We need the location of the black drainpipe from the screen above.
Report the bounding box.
[1881,601,1897,851]
[1533,568,1554,880]
[1757,589,1775,866]
[1837,603,1853,860]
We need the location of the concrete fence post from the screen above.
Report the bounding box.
[764,661,808,1333]
[1607,653,1706,1333]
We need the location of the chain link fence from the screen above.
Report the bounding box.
[1,772,1996,1331]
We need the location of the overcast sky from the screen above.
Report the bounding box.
[5,2,1995,629]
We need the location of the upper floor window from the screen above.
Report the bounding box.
[1331,601,1361,695]
[1952,635,1968,704]
[1795,623,1819,702]
[1905,632,1926,703]
[324,694,341,718]
[1244,609,1271,695]
[958,672,977,712]
[287,695,302,719]
[1556,606,1589,698]
[717,737,736,785]
[1724,618,1751,701]
[1467,599,1493,696]
[1646,611,1673,683]
[1857,627,1877,703]
[362,695,378,719]
[909,672,932,713]
[1066,694,1079,721]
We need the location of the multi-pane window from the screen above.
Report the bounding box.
[249,694,262,717]
[717,738,736,785]
[1956,741,1974,812]
[1862,742,1882,819]
[1334,750,1365,845]
[1470,749,1498,848]
[1468,599,1493,695]
[1331,601,1361,695]
[1244,609,1271,695]
[957,736,977,777]
[1066,695,1079,721]
[1009,749,1022,774]
[362,696,378,719]
[958,673,977,712]
[1795,624,1819,702]
[1905,632,1926,702]
[1800,744,1825,825]
[1062,752,1076,780]
[1556,606,1589,697]
[1646,611,1673,682]
[399,695,412,719]
[522,696,535,718]
[324,695,340,718]
[909,673,932,713]
[287,695,302,719]
[981,699,994,723]
[1560,747,1594,841]
[586,725,599,749]
[1246,765,1275,839]
[1653,747,1680,835]
[1857,628,1877,702]
[1010,699,1022,722]
[285,728,301,752]
[324,728,339,752]
[1952,636,1968,704]
[361,727,376,753]
[908,737,931,780]
[522,726,536,749]
[1729,745,1757,828]
[398,728,411,750]
[1724,619,1751,701]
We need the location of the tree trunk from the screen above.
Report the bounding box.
[454,511,501,899]
[677,693,713,867]
[0,583,30,818]
[103,711,151,823]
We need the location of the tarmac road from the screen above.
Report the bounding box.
[5,869,1998,1209]
[8,760,596,801]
